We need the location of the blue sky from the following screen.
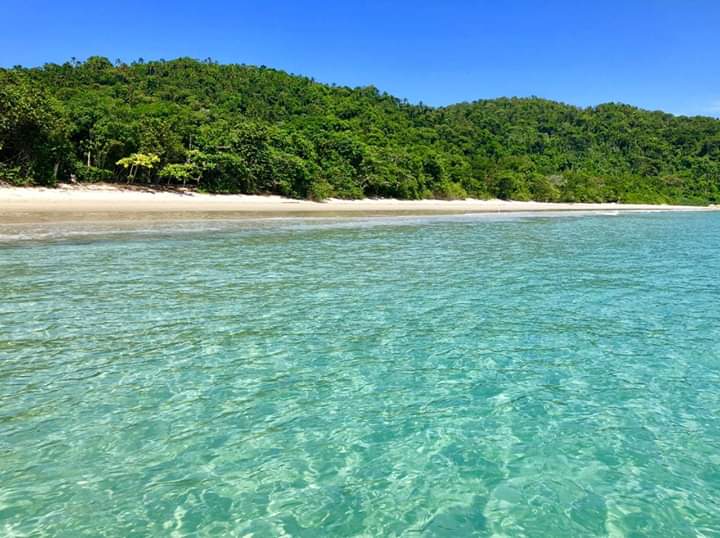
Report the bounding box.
[2,0,718,116]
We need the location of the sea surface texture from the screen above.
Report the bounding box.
[1,211,720,537]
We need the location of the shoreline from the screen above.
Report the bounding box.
[0,183,716,222]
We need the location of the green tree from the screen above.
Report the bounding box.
[116,152,160,182]
[0,72,71,184]
[2,56,720,204]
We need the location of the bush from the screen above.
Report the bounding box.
[495,172,531,200]
[308,180,334,201]
[0,163,31,186]
[433,180,468,200]
[75,164,114,182]
[529,174,560,202]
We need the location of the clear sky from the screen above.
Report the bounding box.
[2,0,718,116]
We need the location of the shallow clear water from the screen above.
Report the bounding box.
[1,212,720,536]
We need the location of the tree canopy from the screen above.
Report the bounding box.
[1,56,719,204]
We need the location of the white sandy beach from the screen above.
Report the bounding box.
[0,183,716,220]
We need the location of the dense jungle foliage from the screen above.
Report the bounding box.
[2,56,720,203]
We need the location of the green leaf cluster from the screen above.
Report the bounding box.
[1,57,719,204]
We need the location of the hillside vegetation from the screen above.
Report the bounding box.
[1,56,720,203]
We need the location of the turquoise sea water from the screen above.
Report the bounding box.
[1,211,720,536]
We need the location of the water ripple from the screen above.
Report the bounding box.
[1,212,720,536]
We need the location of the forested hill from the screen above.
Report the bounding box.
[2,56,720,203]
